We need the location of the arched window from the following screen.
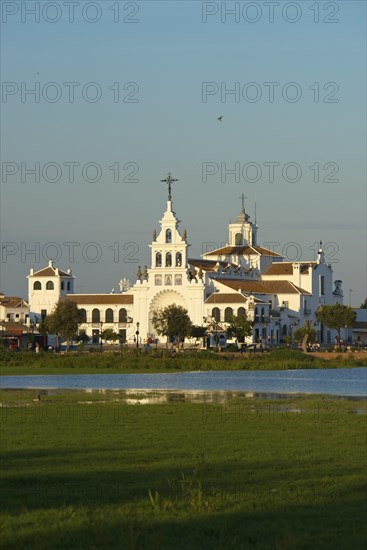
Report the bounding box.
[46,281,54,290]
[79,309,87,323]
[166,229,172,243]
[235,233,243,245]
[254,307,259,322]
[92,308,100,323]
[212,307,220,322]
[166,252,172,267]
[67,281,71,291]
[119,308,127,323]
[33,281,41,290]
[105,308,114,323]
[156,252,162,268]
[61,281,64,290]
[224,307,233,322]
[237,307,246,317]
[261,307,265,321]
[176,252,182,267]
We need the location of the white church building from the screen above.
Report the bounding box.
[27,174,344,346]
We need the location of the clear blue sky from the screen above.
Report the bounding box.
[1,1,366,305]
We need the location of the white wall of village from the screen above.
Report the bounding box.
[23,196,349,346]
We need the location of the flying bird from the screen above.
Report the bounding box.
[218,116,223,122]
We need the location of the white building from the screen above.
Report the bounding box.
[26,176,344,345]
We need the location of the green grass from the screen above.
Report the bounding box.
[0,390,366,549]
[1,348,365,375]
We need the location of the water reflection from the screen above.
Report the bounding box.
[0,368,366,397]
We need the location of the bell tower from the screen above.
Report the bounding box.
[148,174,189,288]
[228,194,257,246]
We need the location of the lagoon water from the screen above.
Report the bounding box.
[0,368,366,397]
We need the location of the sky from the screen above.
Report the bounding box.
[0,0,366,305]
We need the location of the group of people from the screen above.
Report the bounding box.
[297,342,321,352]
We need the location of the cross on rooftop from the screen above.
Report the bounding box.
[161,173,178,201]
[239,193,247,212]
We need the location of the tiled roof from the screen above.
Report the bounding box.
[215,278,311,295]
[0,296,29,308]
[204,245,282,257]
[31,266,74,278]
[205,293,247,304]
[65,294,134,305]
[262,262,316,276]
[189,258,240,272]
[0,321,30,333]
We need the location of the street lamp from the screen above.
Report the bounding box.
[136,322,140,348]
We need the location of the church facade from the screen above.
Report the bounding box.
[27,175,344,345]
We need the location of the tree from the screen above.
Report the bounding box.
[226,313,253,343]
[45,300,84,351]
[316,304,357,343]
[294,324,317,350]
[360,298,367,309]
[152,304,192,347]
[101,328,120,344]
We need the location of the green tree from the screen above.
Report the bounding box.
[101,328,120,344]
[46,300,84,351]
[360,297,367,309]
[294,324,317,350]
[316,304,357,343]
[152,304,192,347]
[226,313,253,343]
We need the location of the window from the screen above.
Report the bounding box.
[224,307,233,322]
[67,281,71,291]
[261,307,265,321]
[176,252,182,267]
[92,308,100,323]
[166,229,172,243]
[156,252,162,268]
[166,252,172,267]
[41,310,47,319]
[212,307,220,322]
[237,307,245,317]
[61,281,64,290]
[33,281,41,290]
[165,274,172,285]
[174,274,182,285]
[46,281,54,290]
[79,309,87,323]
[155,275,162,286]
[320,275,325,296]
[119,308,127,323]
[105,308,114,323]
[235,233,243,245]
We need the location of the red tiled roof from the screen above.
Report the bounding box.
[203,245,282,257]
[189,259,240,272]
[0,296,29,308]
[65,294,133,305]
[205,293,247,304]
[215,278,311,295]
[31,266,74,278]
[262,262,316,276]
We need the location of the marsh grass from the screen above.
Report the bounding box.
[0,348,365,376]
[0,390,366,549]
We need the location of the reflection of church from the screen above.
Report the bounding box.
[27,174,344,345]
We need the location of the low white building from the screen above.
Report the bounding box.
[26,176,344,345]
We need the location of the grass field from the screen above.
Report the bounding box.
[0,389,366,549]
[1,348,366,376]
